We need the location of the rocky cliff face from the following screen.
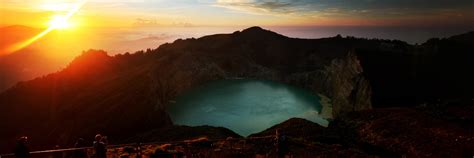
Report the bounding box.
[148,50,371,117]
[284,52,372,117]
[146,27,372,118]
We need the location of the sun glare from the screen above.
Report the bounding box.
[4,0,88,54]
[49,15,71,29]
[41,3,70,11]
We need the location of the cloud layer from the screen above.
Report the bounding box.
[214,0,474,25]
[1,0,472,27]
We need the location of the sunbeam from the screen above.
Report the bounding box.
[4,0,87,54]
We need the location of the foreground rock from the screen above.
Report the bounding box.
[125,125,242,143]
[249,104,474,157]
[113,118,379,157]
[336,104,474,157]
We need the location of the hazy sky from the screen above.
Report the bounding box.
[1,0,473,27]
[1,0,473,56]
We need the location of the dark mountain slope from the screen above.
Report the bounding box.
[248,118,326,138]
[356,31,474,106]
[0,50,172,151]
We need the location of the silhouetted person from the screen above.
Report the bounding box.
[274,129,287,158]
[93,134,107,158]
[136,142,142,158]
[74,138,87,158]
[100,136,108,146]
[14,136,30,158]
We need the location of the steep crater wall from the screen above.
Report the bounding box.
[147,28,372,118]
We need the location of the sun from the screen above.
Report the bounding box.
[4,0,87,54]
[49,15,71,29]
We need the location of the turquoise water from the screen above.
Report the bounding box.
[167,79,329,136]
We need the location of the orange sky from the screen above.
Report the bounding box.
[2,0,472,28]
[0,0,472,58]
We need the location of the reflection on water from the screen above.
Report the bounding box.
[168,79,329,136]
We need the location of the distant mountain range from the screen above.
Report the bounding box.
[0,25,82,92]
[0,25,179,92]
[0,27,472,155]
